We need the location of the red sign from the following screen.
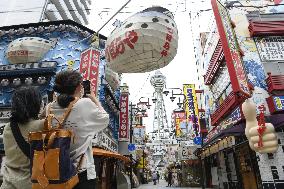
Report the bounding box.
[105,30,138,62]
[7,50,28,57]
[119,93,129,141]
[211,0,251,98]
[79,48,100,94]
[79,49,91,80]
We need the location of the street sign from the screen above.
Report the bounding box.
[193,137,202,145]
[128,143,136,152]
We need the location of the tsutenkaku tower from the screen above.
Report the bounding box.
[150,71,170,140]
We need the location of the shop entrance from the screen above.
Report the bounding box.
[235,143,262,189]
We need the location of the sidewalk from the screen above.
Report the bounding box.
[137,179,203,189]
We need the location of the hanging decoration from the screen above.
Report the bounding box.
[6,37,55,64]
[242,99,278,153]
[105,6,178,73]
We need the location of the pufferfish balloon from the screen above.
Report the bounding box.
[105,6,178,73]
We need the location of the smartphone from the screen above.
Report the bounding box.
[82,80,91,97]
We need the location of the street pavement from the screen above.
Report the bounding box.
[137,179,203,189]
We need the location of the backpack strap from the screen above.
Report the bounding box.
[10,120,31,159]
[48,97,79,129]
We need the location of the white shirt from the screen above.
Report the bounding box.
[49,98,109,180]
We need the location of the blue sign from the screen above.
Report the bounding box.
[128,143,136,151]
[273,96,284,111]
[193,137,202,145]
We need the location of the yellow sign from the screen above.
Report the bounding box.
[183,84,200,134]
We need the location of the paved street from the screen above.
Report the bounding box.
[137,180,203,189]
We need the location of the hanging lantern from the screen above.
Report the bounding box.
[37,77,47,85]
[13,78,21,86]
[1,79,9,86]
[25,77,33,85]
[105,65,120,91]
[242,99,278,153]
[105,6,178,73]
[6,37,55,64]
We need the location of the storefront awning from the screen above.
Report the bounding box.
[93,148,131,163]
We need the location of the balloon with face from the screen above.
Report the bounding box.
[105,6,178,73]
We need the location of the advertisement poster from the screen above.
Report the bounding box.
[183,84,200,137]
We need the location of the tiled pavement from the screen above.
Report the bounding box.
[137,180,203,189]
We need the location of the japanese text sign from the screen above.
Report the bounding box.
[119,93,129,141]
[211,0,250,97]
[80,48,100,95]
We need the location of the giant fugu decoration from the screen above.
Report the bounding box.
[105,6,178,73]
[6,37,55,64]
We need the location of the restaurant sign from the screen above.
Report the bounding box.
[119,93,129,141]
[211,0,250,98]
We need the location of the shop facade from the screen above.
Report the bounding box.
[197,1,284,189]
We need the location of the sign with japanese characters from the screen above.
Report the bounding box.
[119,93,129,141]
[211,0,251,98]
[80,48,100,95]
[255,36,284,62]
[183,84,200,136]
[179,146,198,160]
[133,125,145,140]
[93,132,118,152]
[173,111,186,138]
[219,106,242,130]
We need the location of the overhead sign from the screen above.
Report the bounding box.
[211,0,251,98]
[128,143,136,152]
[180,146,198,160]
[119,93,129,141]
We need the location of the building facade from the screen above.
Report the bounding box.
[0,0,91,27]
[196,1,284,189]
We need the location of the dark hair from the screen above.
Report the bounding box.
[10,86,42,124]
[53,70,82,108]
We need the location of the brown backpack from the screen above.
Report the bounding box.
[29,98,83,189]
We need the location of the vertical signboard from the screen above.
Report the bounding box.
[211,0,251,98]
[80,48,100,95]
[173,111,186,138]
[119,93,129,141]
[183,84,200,136]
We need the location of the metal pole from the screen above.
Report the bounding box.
[142,149,145,184]
[130,102,133,189]
[200,132,205,189]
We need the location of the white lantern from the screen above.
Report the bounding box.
[25,77,33,85]
[38,77,47,85]
[13,78,21,86]
[1,79,9,86]
[105,65,120,91]
[242,99,278,153]
[6,37,54,64]
[105,6,178,73]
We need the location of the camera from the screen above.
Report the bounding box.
[82,80,91,97]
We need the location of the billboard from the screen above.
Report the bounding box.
[183,84,200,137]
[211,0,251,98]
[119,93,129,141]
[173,111,186,138]
[80,48,100,95]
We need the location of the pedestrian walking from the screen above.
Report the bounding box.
[152,171,157,185]
[157,171,160,184]
[167,170,173,187]
[0,87,44,189]
[48,70,109,189]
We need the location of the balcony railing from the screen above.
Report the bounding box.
[266,73,284,95]
[210,91,242,126]
[204,40,224,85]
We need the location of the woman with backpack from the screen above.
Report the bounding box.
[0,86,44,189]
[49,70,109,189]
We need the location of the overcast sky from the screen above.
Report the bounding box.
[88,0,213,132]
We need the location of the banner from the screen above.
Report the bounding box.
[80,48,100,95]
[133,125,145,140]
[173,111,186,138]
[119,93,129,141]
[211,0,250,98]
[183,84,200,136]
